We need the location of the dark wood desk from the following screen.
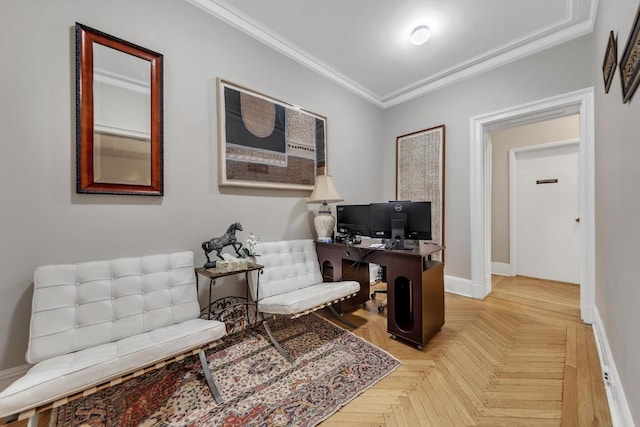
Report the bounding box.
[316,241,444,349]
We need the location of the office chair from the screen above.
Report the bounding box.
[370,264,387,312]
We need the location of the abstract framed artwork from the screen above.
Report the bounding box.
[217,79,327,190]
[620,4,640,103]
[603,30,617,94]
[396,125,445,260]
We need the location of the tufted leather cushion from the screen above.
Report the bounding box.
[0,318,225,418]
[248,240,360,315]
[27,251,200,364]
[0,251,226,418]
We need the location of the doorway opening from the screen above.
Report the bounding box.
[470,88,595,323]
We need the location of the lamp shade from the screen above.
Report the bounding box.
[307,175,344,204]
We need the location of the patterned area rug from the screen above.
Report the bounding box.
[50,314,400,426]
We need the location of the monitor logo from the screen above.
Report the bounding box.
[394,204,403,212]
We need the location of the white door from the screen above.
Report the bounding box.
[512,142,579,283]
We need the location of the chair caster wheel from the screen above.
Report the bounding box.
[378,306,385,313]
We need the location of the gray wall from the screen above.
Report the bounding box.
[0,0,383,370]
[382,35,595,279]
[593,0,640,422]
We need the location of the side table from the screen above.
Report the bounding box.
[195,264,263,333]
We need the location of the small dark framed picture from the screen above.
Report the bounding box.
[602,31,617,94]
[620,5,640,103]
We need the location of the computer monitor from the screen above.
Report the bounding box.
[369,201,432,249]
[336,204,370,237]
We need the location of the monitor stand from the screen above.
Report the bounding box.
[391,218,407,250]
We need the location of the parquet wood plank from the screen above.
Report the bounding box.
[472,416,561,427]
[486,391,562,401]
[438,352,487,412]
[484,399,562,410]
[491,383,563,393]
[497,370,564,380]
[394,396,417,426]
[576,327,596,426]
[585,324,613,426]
[437,359,483,419]
[413,383,446,426]
[426,368,475,426]
[561,365,578,426]
[405,387,434,427]
[478,407,562,419]
[321,412,386,426]
[493,378,563,387]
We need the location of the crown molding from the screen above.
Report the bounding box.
[184,0,597,110]
[383,15,596,108]
[183,0,385,108]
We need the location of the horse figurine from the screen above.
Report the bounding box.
[202,222,244,267]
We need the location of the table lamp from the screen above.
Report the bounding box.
[307,175,344,242]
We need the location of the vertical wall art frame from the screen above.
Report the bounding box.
[217,79,327,190]
[396,125,445,259]
[603,30,617,94]
[620,4,640,103]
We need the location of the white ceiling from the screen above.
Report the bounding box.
[185,0,597,108]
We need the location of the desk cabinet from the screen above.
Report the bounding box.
[385,258,444,349]
[316,241,444,349]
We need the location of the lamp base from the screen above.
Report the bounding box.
[314,211,335,242]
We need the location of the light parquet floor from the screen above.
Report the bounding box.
[9,276,611,427]
[321,275,612,427]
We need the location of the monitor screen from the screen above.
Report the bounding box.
[336,204,370,236]
[369,201,432,241]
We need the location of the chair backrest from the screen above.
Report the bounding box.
[26,251,198,364]
[248,240,323,301]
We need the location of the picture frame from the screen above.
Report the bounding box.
[620,4,640,103]
[217,79,327,190]
[602,30,617,94]
[396,125,445,259]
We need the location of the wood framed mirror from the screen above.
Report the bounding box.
[76,23,163,195]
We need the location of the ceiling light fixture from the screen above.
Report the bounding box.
[410,25,431,45]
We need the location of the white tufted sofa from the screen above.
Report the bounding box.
[248,239,360,362]
[0,251,226,424]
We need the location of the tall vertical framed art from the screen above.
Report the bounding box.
[396,125,445,259]
[217,79,327,190]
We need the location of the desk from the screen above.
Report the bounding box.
[195,265,263,332]
[316,241,444,349]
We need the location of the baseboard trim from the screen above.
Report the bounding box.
[0,364,29,393]
[491,262,514,276]
[444,275,473,298]
[592,308,635,427]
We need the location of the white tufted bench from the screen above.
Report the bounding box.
[248,239,360,362]
[0,251,226,425]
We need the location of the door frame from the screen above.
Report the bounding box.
[470,87,595,323]
[509,139,580,279]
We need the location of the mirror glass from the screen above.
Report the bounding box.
[76,23,163,195]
